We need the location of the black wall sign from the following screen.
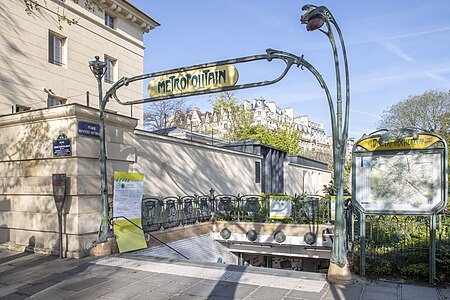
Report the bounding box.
[53,133,71,157]
[78,121,100,139]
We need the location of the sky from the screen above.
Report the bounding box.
[131,0,450,139]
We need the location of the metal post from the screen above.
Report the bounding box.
[301,5,351,273]
[86,91,90,107]
[58,212,63,258]
[52,174,67,259]
[429,213,436,283]
[360,213,366,277]
[89,56,114,243]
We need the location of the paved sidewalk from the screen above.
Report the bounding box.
[0,250,448,299]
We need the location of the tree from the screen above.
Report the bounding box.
[378,90,450,140]
[237,122,303,155]
[209,92,303,154]
[143,98,190,131]
[209,92,253,141]
[379,89,450,199]
[23,0,100,29]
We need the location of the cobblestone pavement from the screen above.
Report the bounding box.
[0,250,448,299]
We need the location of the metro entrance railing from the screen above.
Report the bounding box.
[140,191,334,233]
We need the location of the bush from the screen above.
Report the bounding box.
[399,263,428,278]
[372,261,392,275]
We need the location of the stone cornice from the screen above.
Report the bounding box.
[98,0,160,33]
[0,104,138,129]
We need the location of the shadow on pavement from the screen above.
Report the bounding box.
[207,264,246,299]
[0,250,33,265]
[0,251,93,299]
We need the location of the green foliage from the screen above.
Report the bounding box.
[355,214,450,283]
[436,245,450,282]
[237,123,302,155]
[322,161,352,198]
[209,93,302,154]
[372,261,393,275]
[378,89,450,141]
[344,161,352,194]
[210,92,253,142]
[378,89,450,187]
[399,263,428,278]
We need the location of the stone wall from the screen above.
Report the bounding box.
[284,161,332,196]
[0,104,262,257]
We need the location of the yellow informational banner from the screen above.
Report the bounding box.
[357,134,440,151]
[269,195,292,219]
[112,172,147,253]
[148,65,239,98]
[113,219,147,253]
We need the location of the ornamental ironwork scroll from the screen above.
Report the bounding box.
[102,49,331,112]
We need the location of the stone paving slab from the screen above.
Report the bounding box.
[95,256,327,292]
[0,250,449,300]
[440,288,450,300]
[402,284,440,300]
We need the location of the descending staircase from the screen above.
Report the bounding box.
[134,234,238,264]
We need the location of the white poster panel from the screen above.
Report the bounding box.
[113,172,144,219]
[269,196,292,219]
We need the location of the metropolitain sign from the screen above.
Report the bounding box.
[147,65,239,98]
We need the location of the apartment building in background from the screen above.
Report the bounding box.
[174,97,333,163]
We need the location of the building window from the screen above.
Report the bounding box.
[48,31,66,66]
[105,13,115,29]
[47,96,66,107]
[104,56,116,83]
[257,111,261,116]
[255,161,261,184]
[13,105,31,113]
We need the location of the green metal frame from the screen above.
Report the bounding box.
[89,4,351,271]
[351,128,448,283]
[351,129,448,216]
[301,4,350,268]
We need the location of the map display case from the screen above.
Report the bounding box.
[351,129,448,282]
[352,130,447,215]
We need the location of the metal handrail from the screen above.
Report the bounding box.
[111,215,189,260]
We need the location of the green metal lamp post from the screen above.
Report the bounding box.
[301,5,352,282]
[89,56,114,243]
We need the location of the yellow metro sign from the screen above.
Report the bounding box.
[357,134,441,151]
[148,65,239,98]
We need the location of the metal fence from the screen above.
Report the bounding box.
[141,192,333,232]
[140,192,450,281]
[348,207,450,281]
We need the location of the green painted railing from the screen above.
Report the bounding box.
[348,209,450,282]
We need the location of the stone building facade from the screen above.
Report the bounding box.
[0,0,159,128]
